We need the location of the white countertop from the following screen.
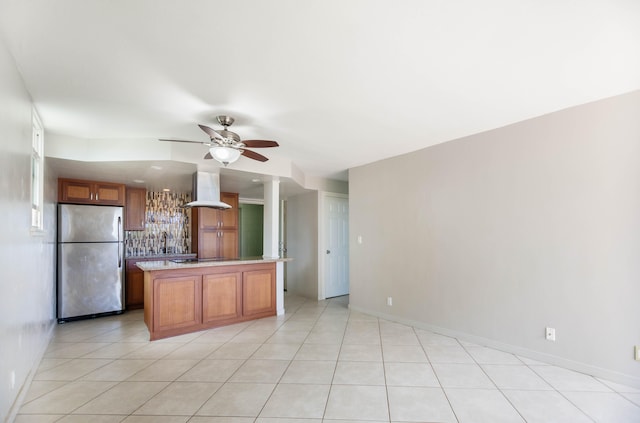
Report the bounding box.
[126,253,196,261]
[136,257,292,271]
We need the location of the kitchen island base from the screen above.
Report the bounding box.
[142,261,276,341]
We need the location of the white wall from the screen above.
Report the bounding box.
[349,90,640,387]
[285,191,319,299]
[0,37,57,421]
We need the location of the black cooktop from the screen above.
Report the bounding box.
[170,257,229,263]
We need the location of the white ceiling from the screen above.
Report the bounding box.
[1,1,639,196]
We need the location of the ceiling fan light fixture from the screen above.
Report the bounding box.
[161,116,278,164]
[209,146,241,166]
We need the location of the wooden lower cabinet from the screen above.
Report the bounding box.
[126,255,197,310]
[144,262,276,340]
[243,269,276,317]
[125,261,144,310]
[203,272,242,323]
[154,275,201,332]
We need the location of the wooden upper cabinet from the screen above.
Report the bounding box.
[125,187,146,231]
[59,178,125,206]
[197,231,219,259]
[192,192,239,259]
[59,179,93,203]
[197,193,239,230]
[219,230,238,258]
[220,192,239,228]
[198,207,220,230]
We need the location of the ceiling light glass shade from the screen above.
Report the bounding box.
[209,146,241,165]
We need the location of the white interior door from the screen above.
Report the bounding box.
[324,195,349,298]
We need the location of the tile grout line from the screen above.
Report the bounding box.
[252,297,327,420]
[19,295,639,422]
[458,339,529,423]
[188,315,290,419]
[380,315,393,423]
[126,327,230,420]
[526,364,599,422]
[33,320,150,416]
[321,297,351,421]
[415,326,461,423]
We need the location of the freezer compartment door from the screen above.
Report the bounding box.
[57,242,124,319]
[58,204,123,243]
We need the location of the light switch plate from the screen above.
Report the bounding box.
[635,345,640,361]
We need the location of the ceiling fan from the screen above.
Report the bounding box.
[159,115,279,166]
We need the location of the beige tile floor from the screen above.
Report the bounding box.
[15,294,640,423]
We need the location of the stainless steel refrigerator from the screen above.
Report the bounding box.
[57,204,124,322]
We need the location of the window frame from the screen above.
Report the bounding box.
[30,109,44,234]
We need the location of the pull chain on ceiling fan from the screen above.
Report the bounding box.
[159,115,279,166]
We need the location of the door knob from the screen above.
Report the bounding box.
[326,250,331,254]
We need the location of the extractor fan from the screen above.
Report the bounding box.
[159,115,279,166]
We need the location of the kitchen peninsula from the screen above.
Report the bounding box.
[137,257,289,340]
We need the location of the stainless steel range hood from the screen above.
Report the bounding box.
[184,172,231,209]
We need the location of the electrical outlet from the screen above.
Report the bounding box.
[545,327,556,342]
[635,345,640,361]
[387,297,393,306]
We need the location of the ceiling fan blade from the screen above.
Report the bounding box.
[198,124,224,140]
[241,149,269,162]
[242,140,279,148]
[159,138,208,145]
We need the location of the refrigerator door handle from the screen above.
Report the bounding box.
[117,216,122,268]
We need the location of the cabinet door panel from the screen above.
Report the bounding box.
[60,180,93,203]
[199,231,219,259]
[220,193,238,228]
[125,187,146,230]
[154,276,201,331]
[58,178,125,205]
[199,208,220,229]
[220,230,238,259]
[242,269,275,316]
[203,272,242,323]
[95,183,124,204]
[125,261,144,309]
[191,192,238,259]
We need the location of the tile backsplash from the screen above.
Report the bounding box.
[125,191,191,257]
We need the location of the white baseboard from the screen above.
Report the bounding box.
[349,305,640,390]
[5,320,56,423]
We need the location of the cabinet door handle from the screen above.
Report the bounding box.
[96,193,99,201]
[117,217,122,268]
[90,192,93,200]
